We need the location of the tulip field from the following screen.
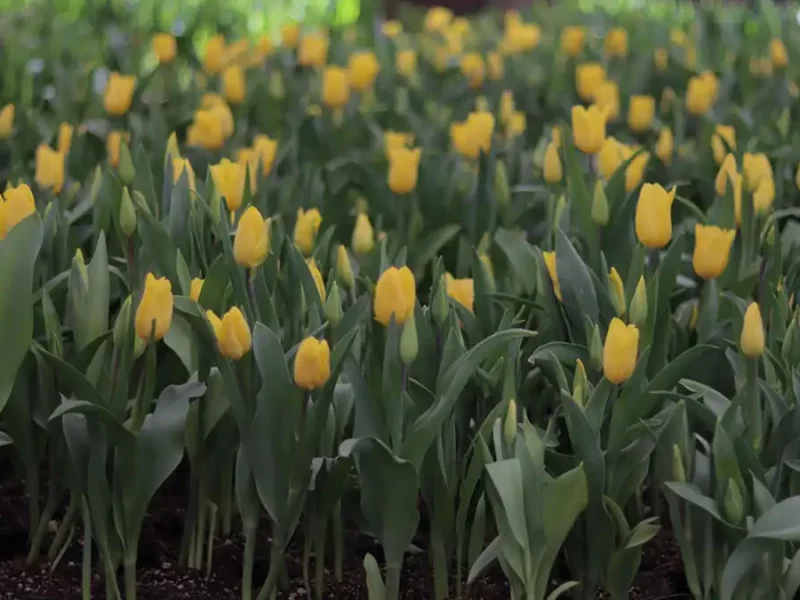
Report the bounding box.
[3,0,800,599]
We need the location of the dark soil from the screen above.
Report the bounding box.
[0,471,689,600]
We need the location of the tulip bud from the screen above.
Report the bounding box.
[503,399,517,450]
[723,479,745,525]
[572,359,588,407]
[65,181,81,208]
[494,161,510,209]
[73,249,89,290]
[118,141,135,185]
[553,195,567,228]
[672,444,686,483]
[608,267,626,317]
[119,187,137,237]
[131,190,152,217]
[740,302,765,359]
[629,277,648,328]
[591,180,610,227]
[590,324,603,372]
[336,245,355,290]
[431,275,449,327]
[324,282,344,327]
[778,108,790,139]
[400,314,419,365]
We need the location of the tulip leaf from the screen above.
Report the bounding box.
[560,125,592,241]
[494,228,538,295]
[720,537,778,600]
[0,215,42,416]
[137,209,179,289]
[467,535,501,584]
[363,553,386,600]
[664,482,729,525]
[86,232,110,348]
[555,228,598,341]
[36,345,108,408]
[409,223,460,280]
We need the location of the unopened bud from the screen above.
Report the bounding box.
[113,295,133,348]
[572,359,588,407]
[591,180,610,227]
[629,276,648,328]
[400,314,419,365]
[269,71,285,99]
[494,161,510,209]
[672,444,686,483]
[553,195,567,228]
[118,141,135,185]
[131,190,152,216]
[73,249,88,290]
[119,187,137,237]
[336,245,354,290]
[324,282,344,327]
[431,275,448,327]
[503,399,517,449]
[589,324,603,372]
[723,479,745,525]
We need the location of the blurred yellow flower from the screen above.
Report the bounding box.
[594,80,620,121]
[500,90,515,123]
[396,49,417,77]
[281,23,300,49]
[711,125,736,165]
[172,157,196,192]
[210,159,245,215]
[388,147,422,194]
[604,27,628,58]
[0,184,36,240]
[604,318,639,384]
[686,71,718,116]
[624,149,650,192]
[543,142,562,183]
[503,22,541,54]
[627,95,655,133]
[693,225,735,279]
[187,109,225,151]
[560,26,585,57]
[487,51,503,80]
[294,208,323,256]
[348,51,381,91]
[322,66,350,109]
[571,104,606,154]
[298,32,329,68]
[57,122,74,155]
[234,205,271,269]
[715,154,738,196]
[424,6,454,33]
[770,38,788,68]
[190,278,203,302]
[753,175,775,214]
[103,72,136,116]
[506,111,526,139]
[352,212,375,255]
[35,145,65,194]
[576,62,606,102]
[0,104,14,139]
[307,258,326,301]
[106,130,128,168]
[237,148,259,193]
[135,273,173,341]
[222,65,246,104]
[293,337,331,390]
[153,33,177,63]
[253,134,278,177]
[654,48,669,71]
[598,136,625,180]
[656,128,674,165]
[742,152,772,192]
[740,302,764,359]
[381,20,402,39]
[204,35,227,73]
[635,183,675,248]
[460,52,485,88]
[445,274,474,312]
[384,131,415,158]
[542,251,562,301]
[374,266,416,326]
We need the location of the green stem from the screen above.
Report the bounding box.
[187,521,197,571]
[194,493,207,570]
[254,536,286,600]
[302,525,311,595]
[131,342,156,432]
[333,502,343,582]
[745,358,761,452]
[432,539,448,600]
[220,466,233,538]
[27,478,61,565]
[205,504,218,579]
[26,466,40,547]
[242,526,257,600]
[49,490,79,561]
[124,558,137,600]
[314,531,326,600]
[50,524,75,574]
[82,500,92,600]
[178,473,198,568]
[385,563,401,600]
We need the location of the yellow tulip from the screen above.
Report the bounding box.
[135,273,173,341]
[206,310,223,341]
[204,35,228,74]
[686,71,718,116]
[770,38,788,68]
[500,91,515,124]
[487,51,503,80]
[571,104,606,154]
[711,125,736,165]
[627,95,655,133]
[424,6,454,33]
[218,308,252,360]
[153,33,177,63]
[35,145,65,194]
[237,148,259,193]
[322,66,350,109]
[654,48,669,71]
[0,183,36,240]
[294,208,322,256]
[381,20,402,39]
[742,152,772,192]
[209,161,244,218]
[298,32,329,68]
[352,212,374,255]
[445,274,474,312]
[202,97,235,138]
[281,23,300,49]
[252,36,274,64]
[187,110,225,151]
[560,26,586,57]
[307,258,326,301]
[502,22,540,54]
[608,267,625,316]
[576,62,606,102]
[0,104,14,139]
[753,176,775,214]
[543,142,562,183]
[715,154,738,196]
[451,111,495,160]
[635,183,676,248]
[693,225,735,279]
[604,27,628,58]
[227,39,250,65]
[172,157,196,192]
[388,147,421,195]
[603,318,639,384]
[594,80,620,121]
[542,251,562,301]
[106,130,129,168]
[374,266,416,326]
[234,206,271,269]
[293,337,331,390]
[253,135,278,176]
[656,128,674,165]
[190,278,204,302]
[384,131,415,158]
[740,303,765,358]
[103,72,136,116]
[730,172,744,226]
[57,122,74,155]
[460,52,485,88]
[506,111,526,139]
[598,137,625,180]
[396,50,417,77]
[348,51,381,92]
[624,149,650,193]
[222,65,246,104]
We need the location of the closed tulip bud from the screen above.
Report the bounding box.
[693,225,735,279]
[672,445,686,483]
[655,128,674,165]
[336,245,354,290]
[575,62,606,102]
[400,314,419,365]
[686,71,718,116]
[216,307,252,360]
[352,212,375,255]
[104,72,136,116]
[117,139,135,183]
[281,23,299,49]
[628,95,655,133]
[294,337,331,390]
[654,48,669,71]
[307,258,326,302]
[494,161,510,208]
[629,277,648,329]
[598,136,624,180]
[723,479,745,525]
[543,142,562,183]
[374,266,416,326]
[348,51,381,92]
[73,248,89,289]
[253,135,278,177]
[294,208,322,256]
[106,130,126,168]
[233,207,270,269]
[711,125,736,165]
[603,318,639,384]
[753,176,775,215]
[0,104,14,139]
[589,324,603,371]
[503,399,517,449]
[135,273,173,341]
[35,145,65,194]
[298,32,330,68]
[152,33,177,63]
[624,150,650,193]
[635,183,675,249]
[553,195,567,230]
[431,275,449,326]
[604,27,628,57]
[322,66,350,110]
[222,65,246,105]
[119,187,137,237]
[740,302,765,359]
[542,251,562,302]
[388,147,421,195]
[57,122,74,155]
[204,35,227,74]
[324,282,344,327]
[572,359,588,406]
[591,180,610,227]
[0,183,36,240]
[571,104,606,154]
[560,26,586,57]
[190,278,204,302]
[594,81,620,122]
[608,267,625,316]
[715,154,738,197]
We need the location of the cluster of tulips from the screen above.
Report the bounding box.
[1,2,800,600]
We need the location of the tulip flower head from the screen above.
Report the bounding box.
[374,266,416,326]
[740,302,765,359]
[294,208,322,256]
[388,147,421,194]
[445,274,475,313]
[135,273,174,341]
[693,225,735,279]
[210,159,246,218]
[35,145,65,194]
[234,206,271,269]
[153,33,177,63]
[0,104,14,139]
[294,337,331,390]
[542,251,562,301]
[571,104,606,154]
[603,318,639,384]
[348,51,381,92]
[103,72,136,116]
[190,278,204,302]
[635,183,676,249]
[0,183,36,240]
